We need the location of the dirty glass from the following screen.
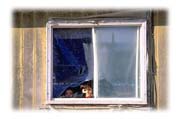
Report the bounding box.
[53,28,93,98]
[95,27,138,98]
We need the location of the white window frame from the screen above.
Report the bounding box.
[46,19,147,105]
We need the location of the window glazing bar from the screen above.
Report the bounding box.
[92,27,98,98]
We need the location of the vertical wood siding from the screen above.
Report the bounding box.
[153,11,168,109]
[12,10,167,110]
[13,28,47,109]
[13,12,48,109]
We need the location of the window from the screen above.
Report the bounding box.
[47,19,147,104]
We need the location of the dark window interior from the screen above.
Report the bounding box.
[53,28,94,98]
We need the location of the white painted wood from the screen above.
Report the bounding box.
[139,20,147,104]
[47,98,147,104]
[46,22,52,102]
[135,27,140,98]
[92,28,98,98]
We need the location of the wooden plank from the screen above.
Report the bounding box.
[154,11,168,109]
[23,28,33,109]
[34,27,44,108]
[12,28,21,109]
[37,28,47,106]
[41,11,48,106]
[18,12,25,110]
[154,26,167,109]
[22,12,34,109]
[158,26,167,109]
[32,24,37,109]
[19,27,24,110]
[34,12,48,108]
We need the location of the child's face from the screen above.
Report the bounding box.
[65,89,73,98]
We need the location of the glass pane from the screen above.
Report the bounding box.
[53,28,93,98]
[95,27,138,98]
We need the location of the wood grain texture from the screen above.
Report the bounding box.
[13,11,48,109]
[23,28,33,109]
[154,11,168,109]
[154,26,168,109]
[39,28,47,106]
[19,27,24,110]
[13,11,48,110]
[12,28,21,109]
[32,27,37,109]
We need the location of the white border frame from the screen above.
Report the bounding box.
[46,19,147,104]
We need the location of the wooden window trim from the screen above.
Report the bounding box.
[46,19,147,105]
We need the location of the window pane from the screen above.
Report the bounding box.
[95,27,138,98]
[53,28,93,98]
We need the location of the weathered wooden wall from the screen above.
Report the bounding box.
[153,11,168,109]
[12,10,167,110]
[13,12,47,109]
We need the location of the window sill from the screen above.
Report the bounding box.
[39,104,153,111]
[46,97,147,105]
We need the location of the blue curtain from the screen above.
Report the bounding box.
[53,28,93,98]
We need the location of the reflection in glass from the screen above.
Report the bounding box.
[95,27,138,97]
